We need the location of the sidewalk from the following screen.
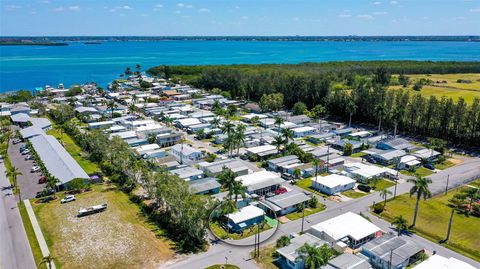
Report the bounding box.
[24,199,57,269]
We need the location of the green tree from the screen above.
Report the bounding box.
[274,116,284,135]
[7,166,22,199]
[407,176,432,228]
[310,104,326,123]
[276,235,291,248]
[379,189,392,206]
[230,180,246,203]
[392,215,408,236]
[107,101,117,119]
[292,101,307,115]
[281,128,294,146]
[218,167,237,194]
[343,142,353,156]
[390,106,405,137]
[308,196,318,208]
[293,168,302,179]
[234,124,246,156]
[346,98,357,128]
[375,103,386,132]
[39,254,55,269]
[297,243,335,269]
[272,135,284,153]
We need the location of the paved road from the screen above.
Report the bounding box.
[8,140,46,199]
[167,157,480,269]
[0,161,36,269]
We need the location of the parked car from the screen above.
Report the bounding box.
[357,184,372,192]
[38,176,46,184]
[35,188,55,198]
[61,195,76,204]
[21,149,30,155]
[274,187,288,195]
[281,173,294,181]
[423,163,436,170]
[20,145,27,150]
[13,139,22,144]
[31,166,41,173]
[25,154,33,160]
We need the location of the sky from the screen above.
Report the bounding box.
[1,0,479,36]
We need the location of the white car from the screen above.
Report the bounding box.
[21,149,30,155]
[31,166,41,173]
[61,195,76,204]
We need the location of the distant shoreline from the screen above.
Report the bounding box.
[0,41,68,46]
[1,36,479,43]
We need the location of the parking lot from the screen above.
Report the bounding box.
[8,140,46,199]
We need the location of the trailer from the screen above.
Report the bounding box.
[77,203,107,217]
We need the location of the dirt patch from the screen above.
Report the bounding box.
[448,158,463,165]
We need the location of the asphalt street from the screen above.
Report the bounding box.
[0,161,36,269]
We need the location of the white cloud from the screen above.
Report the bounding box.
[373,11,388,15]
[235,6,240,9]
[199,8,210,12]
[153,4,163,11]
[373,1,381,5]
[454,16,465,20]
[175,10,182,14]
[155,4,163,8]
[470,8,480,12]
[5,5,22,11]
[338,10,351,18]
[68,6,80,11]
[120,5,132,10]
[292,17,300,21]
[390,1,398,4]
[358,14,374,20]
[39,0,50,4]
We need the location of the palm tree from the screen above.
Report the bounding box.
[464,187,480,214]
[7,166,22,200]
[390,106,404,137]
[39,254,54,269]
[281,128,294,146]
[375,103,386,132]
[407,176,432,228]
[234,124,246,156]
[297,243,334,269]
[164,116,174,127]
[370,176,380,190]
[107,101,117,119]
[392,215,408,236]
[312,159,322,192]
[230,180,246,203]
[274,116,284,135]
[346,98,357,127]
[211,116,221,129]
[272,135,284,153]
[293,169,302,180]
[221,121,235,156]
[128,104,136,115]
[380,189,392,206]
[218,167,237,195]
[46,177,60,194]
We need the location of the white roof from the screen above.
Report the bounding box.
[177,118,201,126]
[109,130,137,140]
[246,144,277,154]
[310,212,381,241]
[235,170,279,187]
[344,162,387,179]
[349,131,372,137]
[127,119,155,127]
[414,255,476,269]
[227,205,264,224]
[242,113,267,120]
[292,126,316,133]
[89,120,114,127]
[280,121,297,129]
[312,174,356,188]
[413,148,440,159]
[135,124,166,132]
[134,144,160,154]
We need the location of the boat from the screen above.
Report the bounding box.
[77,203,107,217]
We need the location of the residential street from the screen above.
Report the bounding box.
[0,161,36,269]
[167,157,480,269]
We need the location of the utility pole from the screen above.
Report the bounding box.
[394,172,398,199]
[446,208,454,242]
[445,174,450,195]
[326,145,330,173]
[253,224,258,258]
[301,205,305,234]
[388,249,393,269]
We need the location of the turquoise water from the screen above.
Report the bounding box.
[1,41,479,92]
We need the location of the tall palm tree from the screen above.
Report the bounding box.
[297,243,334,269]
[107,101,117,119]
[375,103,386,133]
[39,254,54,269]
[234,124,246,156]
[211,116,221,129]
[218,167,237,195]
[272,135,284,153]
[230,180,246,203]
[392,215,408,236]
[274,116,284,135]
[346,98,357,128]
[390,106,404,137]
[380,189,393,206]
[221,121,235,156]
[164,116,173,127]
[128,104,136,115]
[407,176,432,228]
[7,166,22,200]
[281,128,294,146]
[464,187,480,214]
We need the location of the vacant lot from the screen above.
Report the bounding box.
[33,185,174,269]
[378,181,480,261]
[390,73,480,104]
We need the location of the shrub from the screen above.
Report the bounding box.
[373,203,385,214]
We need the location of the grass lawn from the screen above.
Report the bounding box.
[377,182,480,262]
[351,152,366,158]
[18,201,47,269]
[210,220,273,240]
[371,178,395,191]
[285,205,326,221]
[205,265,240,269]
[389,74,480,104]
[342,189,369,199]
[32,184,174,269]
[295,177,330,198]
[47,127,99,174]
[400,167,434,177]
[252,244,279,269]
[435,160,456,170]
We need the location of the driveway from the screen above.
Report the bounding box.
[8,140,46,199]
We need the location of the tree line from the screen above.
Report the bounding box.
[148,61,480,147]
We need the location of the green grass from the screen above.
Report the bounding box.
[371,178,395,191]
[210,221,273,240]
[295,177,330,198]
[284,205,326,221]
[251,244,279,269]
[342,189,369,199]
[47,127,99,174]
[205,265,240,269]
[32,184,174,269]
[18,201,47,269]
[377,181,480,262]
[435,160,456,170]
[351,152,366,158]
[400,167,434,177]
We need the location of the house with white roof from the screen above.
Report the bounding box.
[414,255,476,269]
[291,126,316,138]
[308,212,382,250]
[226,205,265,232]
[235,171,283,195]
[170,144,203,164]
[344,162,392,183]
[311,174,356,195]
[245,144,278,160]
[412,148,441,162]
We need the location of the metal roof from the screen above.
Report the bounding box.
[29,135,89,184]
[266,189,309,210]
[362,234,424,267]
[188,177,221,194]
[20,126,44,139]
[324,253,372,269]
[29,117,52,129]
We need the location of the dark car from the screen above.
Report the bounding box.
[423,163,436,170]
[38,176,47,184]
[358,184,372,192]
[35,188,55,198]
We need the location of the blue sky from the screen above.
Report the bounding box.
[1,0,479,36]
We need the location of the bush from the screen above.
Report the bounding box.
[308,196,318,208]
[276,235,291,248]
[373,203,385,214]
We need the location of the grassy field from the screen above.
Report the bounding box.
[284,205,325,221]
[378,182,480,262]
[342,189,369,199]
[400,167,434,177]
[18,202,47,269]
[371,178,395,191]
[47,127,99,174]
[351,152,366,158]
[32,185,174,269]
[435,160,456,170]
[390,73,480,104]
[252,244,279,269]
[210,220,273,240]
